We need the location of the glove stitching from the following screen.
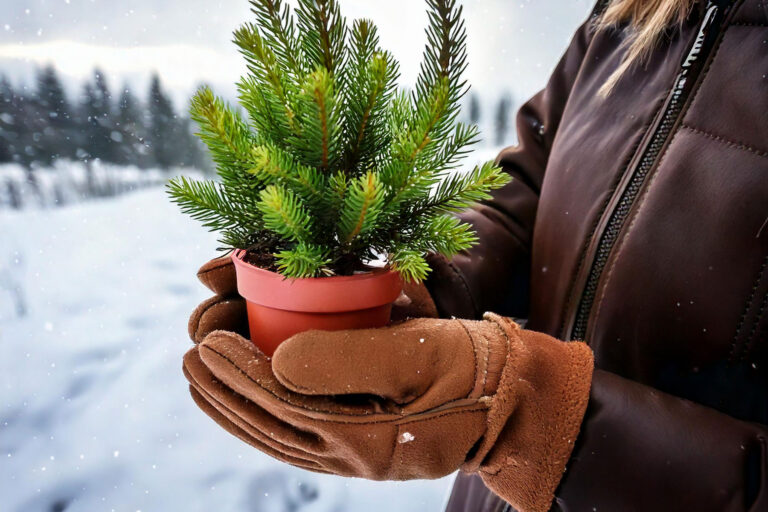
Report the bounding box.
[202,344,488,424]
[198,260,237,294]
[457,319,480,399]
[198,258,230,275]
[483,314,512,354]
[394,403,487,425]
[273,365,323,395]
[480,328,491,394]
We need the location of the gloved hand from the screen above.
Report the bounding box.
[183,257,594,512]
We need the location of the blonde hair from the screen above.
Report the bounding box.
[596,0,696,95]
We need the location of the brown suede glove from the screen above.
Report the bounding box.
[184,257,594,512]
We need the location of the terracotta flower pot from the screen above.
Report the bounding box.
[230,249,403,356]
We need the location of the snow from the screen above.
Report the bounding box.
[0,160,171,210]
[0,183,460,511]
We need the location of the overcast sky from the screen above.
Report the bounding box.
[0,0,592,114]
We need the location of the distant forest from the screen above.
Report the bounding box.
[0,64,516,173]
[0,65,209,171]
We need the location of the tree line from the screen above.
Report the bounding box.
[0,64,515,173]
[465,92,516,147]
[0,65,209,171]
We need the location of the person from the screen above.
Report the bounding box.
[181,0,768,510]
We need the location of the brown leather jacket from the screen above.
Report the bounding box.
[426,0,768,510]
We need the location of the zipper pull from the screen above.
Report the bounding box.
[674,0,730,99]
[681,2,720,70]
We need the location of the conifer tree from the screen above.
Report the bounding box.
[168,0,511,281]
[1,81,44,192]
[118,85,142,127]
[36,66,70,124]
[80,69,117,163]
[12,81,54,169]
[148,74,178,169]
[2,81,30,168]
[35,65,75,160]
[116,84,149,167]
[467,93,481,125]
[0,76,15,163]
[176,115,209,170]
[494,93,513,146]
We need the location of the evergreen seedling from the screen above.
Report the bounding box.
[168,0,511,281]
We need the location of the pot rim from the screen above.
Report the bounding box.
[231,249,403,313]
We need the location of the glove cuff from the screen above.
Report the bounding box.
[465,313,594,512]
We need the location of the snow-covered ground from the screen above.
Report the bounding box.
[0,153,501,511]
[0,161,174,210]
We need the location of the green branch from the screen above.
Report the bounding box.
[168,0,509,281]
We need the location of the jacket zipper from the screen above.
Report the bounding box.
[493,6,732,512]
[564,0,732,341]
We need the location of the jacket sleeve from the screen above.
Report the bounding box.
[552,369,768,511]
[425,14,595,321]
